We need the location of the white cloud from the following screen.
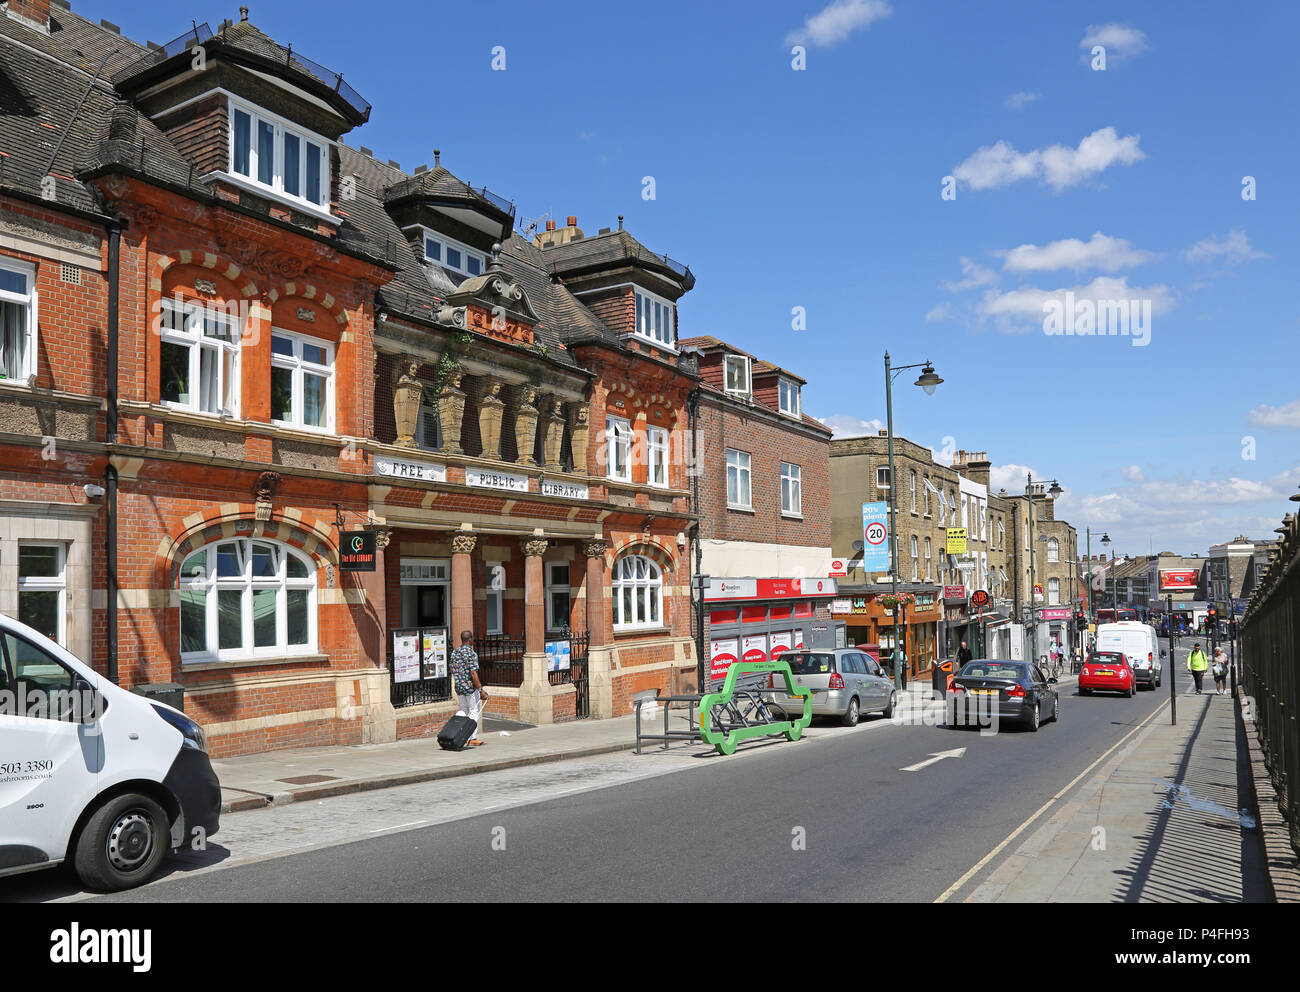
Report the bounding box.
[978,275,1176,330]
[1121,465,1145,482]
[1004,91,1040,110]
[1080,23,1149,60]
[817,414,885,438]
[998,232,1157,273]
[1247,399,1300,428]
[786,0,892,48]
[988,463,1036,495]
[942,256,998,292]
[925,302,955,322]
[1183,230,1267,266]
[952,127,1145,192]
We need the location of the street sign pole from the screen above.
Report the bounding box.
[1168,594,1176,725]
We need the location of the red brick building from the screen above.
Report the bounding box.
[0,4,699,755]
[677,336,835,685]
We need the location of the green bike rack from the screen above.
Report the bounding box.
[698,659,813,756]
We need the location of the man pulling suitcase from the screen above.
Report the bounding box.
[441,630,488,750]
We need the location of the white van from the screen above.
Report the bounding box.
[0,614,220,891]
[1094,622,1165,690]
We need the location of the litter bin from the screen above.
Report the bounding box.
[131,682,185,712]
[932,659,954,696]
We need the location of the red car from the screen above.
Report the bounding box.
[1079,651,1135,696]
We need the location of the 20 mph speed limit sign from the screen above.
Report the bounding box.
[861,501,890,572]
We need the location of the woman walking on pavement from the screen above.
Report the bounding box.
[1187,642,1209,695]
[1212,646,1229,695]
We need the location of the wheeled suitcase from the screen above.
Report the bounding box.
[437,714,477,751]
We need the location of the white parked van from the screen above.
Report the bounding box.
[0,614,220,891]
[1093,622,1165,691]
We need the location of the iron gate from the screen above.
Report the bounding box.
[548,628,591,718]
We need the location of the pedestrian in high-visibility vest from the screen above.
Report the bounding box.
[1187,643,1209,695]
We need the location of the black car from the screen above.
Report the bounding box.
[947,659,1059,732]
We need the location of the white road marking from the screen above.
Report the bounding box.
[369,820,427,833]
[900,747,966,772]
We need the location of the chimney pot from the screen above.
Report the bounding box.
[239,5,249,21]
[618,215,624,230]
[546,220,556,232]
[434,149,440,166]
[566,215,578,227]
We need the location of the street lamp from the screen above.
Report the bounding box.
[884,351,943,693]
[1025,473,1060,663]
[1101,532,1117,619]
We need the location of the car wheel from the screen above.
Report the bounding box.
[1079,687,1089,696]
[841,697,860,727]
[1025,701,1040,732]
[73,793,169,892]
[1050,695,1060,723]
[882,692,896,719]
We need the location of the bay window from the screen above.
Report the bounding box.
[159,298,240,416]
[271,330,334,431]
[0,257,37,383]
[611,555,663,631]
[229,99,330,211]
[179,539,316,662]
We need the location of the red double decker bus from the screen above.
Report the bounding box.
[1095,608,1138,624]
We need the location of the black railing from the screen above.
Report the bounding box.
[475,635,525,688]
[388,626,452,709]
[1240,512,1300,857]
[548,630,590,686]
[111,22,214,81]
[384,173,515,218]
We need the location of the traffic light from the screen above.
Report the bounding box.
[1206,608,1218,634]
[1075,610,1087,633]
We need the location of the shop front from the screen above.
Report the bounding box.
[831,584,940,678]
[703,577,838,686]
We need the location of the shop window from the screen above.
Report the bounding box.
[159,298,240,416]
[769,604,792,621]
[709,608,739,625]
[611,555,662,631]
[741,605,767,624]
[0,257,37,384]
[18,542,65,645]
[546,562,571,631]
[792,601,814,618]
[271,330,334,431]
[179,539,316,662]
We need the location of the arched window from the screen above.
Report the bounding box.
[1047,538,1060,563]
[179,538,316,661]
[611,555,663,631]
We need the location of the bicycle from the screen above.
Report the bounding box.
[710,687,790,739]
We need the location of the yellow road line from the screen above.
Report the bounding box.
[933,697,1171,903]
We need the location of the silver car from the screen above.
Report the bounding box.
[775,648,896,726]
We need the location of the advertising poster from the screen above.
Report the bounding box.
[420,628,448,680]
[710,638,738,681]
[742,634,768,665]
[793,628,805,650]
[393,633,420,684]
[945,528,968,555]
[769,630,793,662]
[546,638,572,672]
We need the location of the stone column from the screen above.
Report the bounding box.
[438,370,466,455]
[542,398,565,471]
[568,403,590,475]
[583,539,614,719]
[393,357,423,448]
[513,386,539,466]
[450,530,477,640]
[355,527,396,743]
[518,536,552,725]
[477,378,505,460]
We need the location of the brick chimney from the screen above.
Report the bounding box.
[532,215,584,249]
[964,450,991,488]
[5,0,51,31]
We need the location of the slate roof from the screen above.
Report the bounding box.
[678,335,829,435]
[542,228,695,292]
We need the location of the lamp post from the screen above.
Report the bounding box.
[1101,533,1117,620]
[884,351,943,693]
[1025,473,1062,664]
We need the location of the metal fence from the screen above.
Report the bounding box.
[1240,508,1299,856]
[475,635,525,688]
[388,626,452,709]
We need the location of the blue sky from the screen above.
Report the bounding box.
[85,0,1300,555]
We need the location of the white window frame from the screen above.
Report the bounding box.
[270,328,334,432]
[417,226,485,279]
[780,462,802,516]
[228,97,331,211]
[17,541,66,646]
[646,425,668,488]
[726,447,752,509]
[1048,577,1061,606]
[178,538,317,663]
[611,554,664,631]
[545,561,571,632]
[1047,537,1060,563]
[724,354,751,396]
[909,471,917,513]
[0,256,37,385]
[158,297,241,416]
[778,378,800,417]
[924,537,932,581]
[485,560,504,635]
[605,414,632,482]
[938,489,947,525]
[910,534,919,581]
[876,466,891,491]
[633,287,675,347]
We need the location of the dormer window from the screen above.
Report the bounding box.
[778,378,800,417]
[633,288,674,347]
[228,99,330,212]
[420,229,484,278]
[724,354,750,396]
